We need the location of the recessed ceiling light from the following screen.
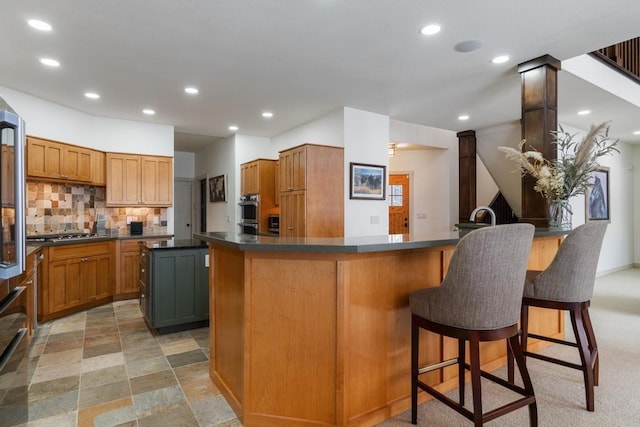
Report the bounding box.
[228,125,239,131]
[577,110,591,115]
[39,57,60,67]
[420,24,441,36]
[633,131,640,135]
[262,111,273,118]
[185,87,199,95]
[458,115,470,121]
[84,92,100,99]
[28,19,52,31]
[142,109,155,115]
[454,40,484,53]
[491,55,510,64]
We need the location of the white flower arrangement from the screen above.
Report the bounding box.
[498,122,618,202]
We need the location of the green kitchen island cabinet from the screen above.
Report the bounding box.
[139,239,209,334]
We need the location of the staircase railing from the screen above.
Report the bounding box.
[474,192,518,225]
[592,37,640,83]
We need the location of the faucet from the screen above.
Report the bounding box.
[470,206,496,226]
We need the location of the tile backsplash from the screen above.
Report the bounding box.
[26,181,168,235]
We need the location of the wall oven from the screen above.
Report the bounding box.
[239,194,258,235]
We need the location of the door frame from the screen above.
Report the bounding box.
[193,174,208,233]
[174,177,195,239]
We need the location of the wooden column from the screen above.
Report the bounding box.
[457,130,476,224]
[518,55,561,227]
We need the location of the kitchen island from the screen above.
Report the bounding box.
[194,229,566,427]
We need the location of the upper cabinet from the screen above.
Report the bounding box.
[278,144,343,238]
[91,151,106,186]
[106,153,173,206]
[27,136,93,183]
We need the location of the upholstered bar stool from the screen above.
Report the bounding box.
[508,222,607,412]
[410,223,537,426]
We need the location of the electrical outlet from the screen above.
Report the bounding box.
[417,212,427,219]
[126,216,133,224]
[370,215,380,224]
[153,216,160,225]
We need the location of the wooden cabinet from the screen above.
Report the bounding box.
[278,144,343,237]
[116,238,165,299]
[140,245,209,333]
[106,153,173,206]
[42,241,114,319]
[27,136,93,183]
[91,150,106,186]
[240,159,277,233]
[1,144,14,205]
[141,156,173,205]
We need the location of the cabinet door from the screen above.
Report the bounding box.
[141,156,173,206]
[84,254,113,302]
[279,190,306,237]
[279,146,306,191]
[198,249,209,320]
[106,154,141,205]
[91,151,106,186]
[274,161,280,206]
[62,145,92,182]
[241,161,259,195]
[49,259,83,312]
[27,137,63,179]
[153,250,200,328]
[120,251,141,294]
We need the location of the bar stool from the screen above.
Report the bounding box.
[410,223,537,426]
[508,222,607,411]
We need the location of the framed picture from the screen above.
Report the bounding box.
[585,167,610,222]
[350,162,386,200]
[209,174,227,203]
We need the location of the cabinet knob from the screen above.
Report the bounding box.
[141,268,145,273]
[26,280,33,285]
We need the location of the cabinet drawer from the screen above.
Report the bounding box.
[48,241,114,261]
[121,238,165,253]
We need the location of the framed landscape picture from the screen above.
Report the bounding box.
[350,162,386,200]
[209,174,227,203]
[585,167,610,222]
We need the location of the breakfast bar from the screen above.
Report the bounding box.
[194,229,566,427]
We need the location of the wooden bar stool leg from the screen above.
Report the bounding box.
[571,308,595,412]
[509,334,538,426]
[411,321,419,424]
[582,307,599,386]
[459,338,466,405]
[469,334,483,427]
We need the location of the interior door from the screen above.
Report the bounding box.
[174,179,193,239]
[388,174,410,234]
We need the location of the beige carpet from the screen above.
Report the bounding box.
[379,268,640,426]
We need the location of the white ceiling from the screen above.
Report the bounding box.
[2,1,640,152]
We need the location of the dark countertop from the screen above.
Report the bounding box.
[141,239,208,250]
[25,233,174,248]
[193,228,568,254]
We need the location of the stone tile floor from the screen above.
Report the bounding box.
[22,300,243,427]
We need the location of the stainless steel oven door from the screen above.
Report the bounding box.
[0,285,28,425]
[239,223,258,235]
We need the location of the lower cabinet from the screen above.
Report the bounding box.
[43,241,115,319]
[140,244,209,334]
[117,238,165,298]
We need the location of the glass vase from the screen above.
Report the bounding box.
[548,199,572,230]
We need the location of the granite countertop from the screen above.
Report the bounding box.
[141,239,208,250]
[193,228,567,254]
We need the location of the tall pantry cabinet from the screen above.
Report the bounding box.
[278,144,344,237]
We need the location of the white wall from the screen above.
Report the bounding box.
[194,136,236,233]
[0,86,173,155]
[476,122,522,216]
[174,151,195,179]
[389,148,451,233]
[344,108,390,236]
[271,108,344,154]
[390,119,459,231]
[634,145,640,267]
[477,156,500,207]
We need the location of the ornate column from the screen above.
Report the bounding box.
[518,55,561,227]
[457,130,476,224]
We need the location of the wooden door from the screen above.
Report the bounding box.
[49,259,82,312]
[388,174,410,234]
[291,146,307,190]
[27,137,63,179]
[84,254,113,301]
[291,190,306,237]
[91,151,106,186]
